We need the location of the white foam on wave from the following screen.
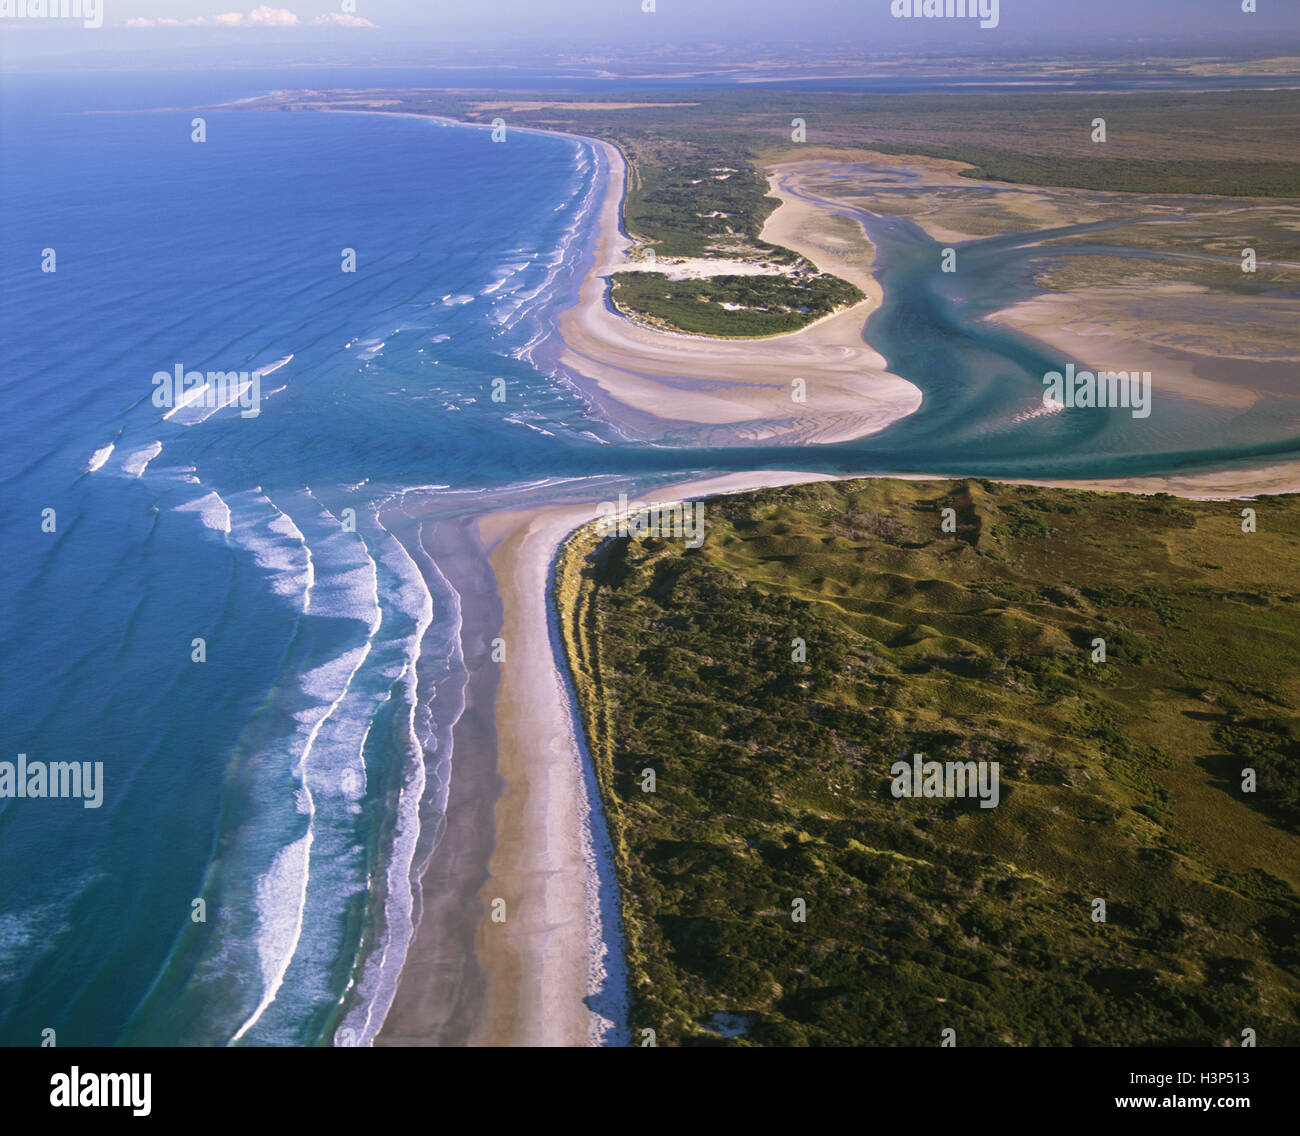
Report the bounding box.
[296,502,382,630]
[482,263,527,297]
[370,483,451,513]
[175,490,232,534]
[122,441,162,478]
[227,489,416,1043]
[227,491,313,607]
[443,294,474,307]
[231,829,313,1044]
[380,539,436,629]
[312,563,382,624]
[333,520,439,1047]
[256,353,294,378]
[233,617,376,1043]
[0,876,98,991]
[83,443,115,473]
[162,382,210,418]
[165,379,257,426]
[504,413,555,437]
[508,322,549,363]
[299,644,370,706]
[495,159,601,368]
[268,511,306,541]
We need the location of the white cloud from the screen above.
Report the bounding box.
[126,6,307,28]
[216,6,300,26]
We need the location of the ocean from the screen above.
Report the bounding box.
[1,68,1296,1047]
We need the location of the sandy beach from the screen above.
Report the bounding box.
[555,141,922,445]
[374,514,501,1048]
[305,111,918,447]
[1005,463,1300,499]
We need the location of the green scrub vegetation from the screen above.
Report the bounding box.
[558,478,1300,1046]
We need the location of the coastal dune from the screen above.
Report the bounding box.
[556,141,922,445]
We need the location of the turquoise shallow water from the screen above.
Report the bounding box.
[1,72,1297,1047]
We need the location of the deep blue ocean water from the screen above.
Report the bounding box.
[1,69,1297,1047]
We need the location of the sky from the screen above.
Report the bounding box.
[2,0,1298,65]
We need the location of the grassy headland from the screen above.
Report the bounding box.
[557,478,1300,1046]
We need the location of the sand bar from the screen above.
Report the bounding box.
[991,287,1300,411]
[555,141,922,445]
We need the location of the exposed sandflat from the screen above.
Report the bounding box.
[555,142,922,445]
